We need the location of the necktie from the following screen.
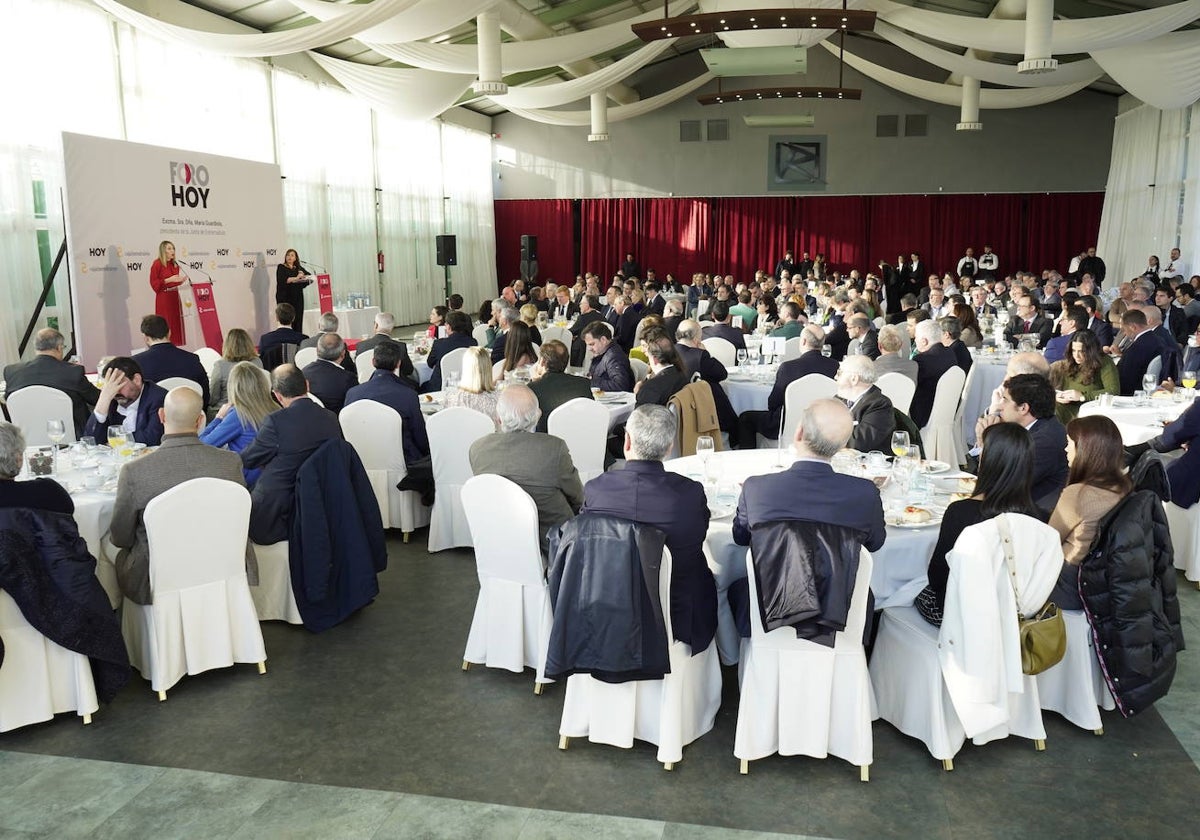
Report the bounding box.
[1025,320,1032,332]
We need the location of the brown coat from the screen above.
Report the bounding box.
[668,382,723,457]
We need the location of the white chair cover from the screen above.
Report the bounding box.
[427,407,495,552]
[1164,501,1200,583]
[156,376,204,396]
[7,385,77,445]
[121,478,266,694]
[340,399,430,536]
[1036,609,1114,732]
[782,337,803,361]
[920,365,966,465]
[249,541,302,625]
[460,475,552,686]
[196,347,221,384]
[354,352,376,384]
[558,548,723,766]
[702,337,736,367]
[293,347,318,369]
[548,398,609,484]
[875,372,916,416]
[1146,356,1163,382]
[950,363,977,467]
[307,392,326,408]
[540,326,572,355]
[630,358,650,385]
[472,324,490,347]
[780,373,838,444]
[734,548,874,774]
[438,346,470,386]
[491,360,507,381]
[0,590,98,732]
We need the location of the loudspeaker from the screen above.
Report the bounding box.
[520,234,538,262]
[436,235,457,267]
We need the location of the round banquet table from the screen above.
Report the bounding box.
[720,364,778,415]
[961,353,1011,446]
[1079,393,1195,445]
[663,448,949,664]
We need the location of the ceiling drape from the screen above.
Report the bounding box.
[308,53,474,123]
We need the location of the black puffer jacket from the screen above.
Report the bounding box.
[1079,490,1184,717]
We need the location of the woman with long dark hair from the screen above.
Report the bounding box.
[1050,329,1119,423]
[915,422,1042,626]
[953,301,982,348]
[275,248,310,324]
[499,320,537,380]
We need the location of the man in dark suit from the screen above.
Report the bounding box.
[84,356,167,446]
[676,319,739,445]
[1078,247,1106,287]
[822,291,852,360]
[567,295,603,367]
[4,328,100,438]
[424,310,475,393]
[1004,296,1053,349]
[910,320,959,428]
[969,286,997,320]
[835,356,895,453]
[662,298,685,340]
[613,295,642,352]
[635,334,689,406]
[999,374,1068,509]
[490,307,518,364]
[580,404,717,653]
[1115,308,1163,395]
[846,313,879,360]
[529,340,593,433]
[299,312,356,373]
[903,254,925,294]
[133,314,210,407]
[1080,295,1114,348]
[344,341,429,467]
[939,315,973,373]
[241,364,344,545]
[353,311,416,383]
[644,282,667,317]
[736,326,838,446]
[258,303,308,369]
[549,286,579,322]
[302,333,357,413]
[620,252,642,280]
[1130,399,1200,509]
[1156,286,1188,346]
[701,300,747,351]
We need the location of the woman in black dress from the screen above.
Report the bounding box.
[275,249,310,320]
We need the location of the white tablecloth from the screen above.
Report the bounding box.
[1079,395,1195,444]
[961,355,1010,446]
[721,365,777,415]
[420,390,635,431]
[303,306,380,340]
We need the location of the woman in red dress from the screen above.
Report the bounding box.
[149,240,186,345]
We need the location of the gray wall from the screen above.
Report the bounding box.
[493,43,1117,199]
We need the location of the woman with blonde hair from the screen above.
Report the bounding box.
[199,361,278,486]
[209,327,263,408]
[443,346,500,427]
[149,240,187,345]
[519,303,544,345]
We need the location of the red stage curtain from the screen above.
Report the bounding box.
[866,195,933,274]
[644,198,711,283]
[494,199,573,293]
[580,198,644,279]
[930,194,1026,281]
[710,197,798,280]
[799,197,869,273]
[1024,193,1107,276]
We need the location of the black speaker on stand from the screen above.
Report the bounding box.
[436,234,456,304]
[519,234,538,282]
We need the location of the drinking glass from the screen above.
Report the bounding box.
[736,349,748,367]
[890,431,910,458]
[1143,372,1158,394]
[1182,373,1197,391]
[704,454,723,488]
[46,420,65,473]
[695,435,714,466]
[446,371,460,391]
[107,426,127,451]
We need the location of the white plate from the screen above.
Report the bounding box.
[890,517,942,529]
[922,460,951,474]
[708,503,736,520]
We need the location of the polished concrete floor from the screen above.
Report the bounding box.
[2,530,1199,839]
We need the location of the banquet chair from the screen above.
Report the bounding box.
[307,393,325,408]
[196,347,222,384]
[548,398,608,483]
[427,407,495,552]
[6,385,76,445]
[437,346,471,389]
[919,366,966,465]
[734,547,875,781]
[0,590,98,732]
[630,358,650,385]
[540,326,572,356]
[950,363,978,467]
[782,337,803,362]
[875,372,916,416]
[1036,609,1113,733]
[870,513,1059,769]
[778,373,838,445]
[1164,501,1200,586]
[121,478,267,699]
[472,324,491,347]
[157,376,204,397]
[340,399,429,540]
[293,346,318,369]
[556,547,722,769]
[260,342,296,370]
[460,474,552,693]
[249,540,302,624]
[702,336,737,368]
[354,351,376,384]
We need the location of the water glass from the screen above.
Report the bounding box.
[736,349,748,367]
[1135,389,1149,407]
[1143,373,1158,394]
[695,435,714,465]
[446,371,461,391]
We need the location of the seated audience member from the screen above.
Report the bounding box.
[737,325,837,446]
[1114,308,1161,395]
[1044,306,1086,365]
[490,307,520,364]
[302,333,357,413]
[835,356,895,453]
[1004,297,1053,348]
[240,364,344,545]
[568,295,604,366]
[300,312,356,373]
[997,373,1069,509]
[498,320,537,382]
[85,356,167,446]
[345,341,429,467]
[635,330,689,406]
[447,293,464,312]
[529,340,593,433]
[579,404,717,651]
[730,291,758,331]
[1047,416,1132,610]
[583,320,634,393]
[701,300,747,351]
[910,320,958,428]
[662,298,685,339]
[443,347,501,428]
[3,328,100,438]
[729,399,886,637]
[209,328,263,409]
[769,301,805,339]
[134,314,210,407]
[1050,330,1119,423]
[550,286,579,322]
[426,305,448,339]
[914,422,1043,626]
[939,315,973,373]
[0,421,72,513]
[424,309,475,393]
[110,387,250,604]
[519,304,544,346]
[847,313,880,360]
[874,324,918,384]
[1127,397,1200,509]
[469,384,583,547]
[355,311,416,382]
[200,361,279,487]
[612,295,643,351]
[258,303,307,367]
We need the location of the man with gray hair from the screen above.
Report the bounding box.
[663,297,685,339]
[4,328,101,437]
[469,384,583,548]
[299,311,355,372]
[579,405,717,652]
[736,324,837,448]
[910,319,958,427]
[874,325,917,383]
[354,311,416,382]
[302,332,357,413]
[836,356,895,453]
[490,307,522,364]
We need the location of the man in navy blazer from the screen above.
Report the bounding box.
[675,318,738,442]
[424,310,476,393]
[701,301,747,351]
[736,326,837,446]
[258,303,308,367]
[1134,399,1200,508]
[911,320,959,427]
[644,282,667,317]
[241,365,344,545]
[1080,296,1113,348]
[4,328,101,438]
[1000,374,1069,510]
[579,404,717,654]
[84,356,167,446]
[343,341,429,467]
[1115,308,1164,395]
[302,333,357,414]
[133,314,210,407]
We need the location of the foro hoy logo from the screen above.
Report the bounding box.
[196,287,211,301]
[169,161,211,209]
[88,246,106,258]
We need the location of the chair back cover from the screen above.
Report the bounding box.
[354,352,376,384]
[781,374,837,443]
[293,347,318,369]
[438,346,470,386]
[875,372,916,416]
[427,406,495,552]
[630,358,650,384]
[461,474,543,586]
[782,337,803,361]
[196,347,221,383]
[6,385,76,445]
[701,337,736,367]
[921,365,967,464]
[144,477,251,593]
[157,377,203,396]
[472,323,490,347]
[548,397,608,483]
[340,399,411,529]
[541,326,572,355]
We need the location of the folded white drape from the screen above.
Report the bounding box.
[369,0,696,74]
[288,0,499,46]
[505,72,715,125]
[308,53,474,123]
[818,41,1098,108]
[92,0,423,57]
[1091,30,1200,111]
[865,0,1200,54]
[491,41,675,108]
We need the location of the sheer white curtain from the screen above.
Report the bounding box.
[1180,107,1200,280]
[440,123,497,314]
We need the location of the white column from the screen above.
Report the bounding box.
[1018,0,1058,74]
[956,76,982,131]
[588,91,610,142]
[472,13,508,95]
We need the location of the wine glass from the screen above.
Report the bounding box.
[695,435,714,466]
[46,420,66,473]
[1143,372,1158,395]
[890,431,910,458]
[736,349,748,367]
[107,426,127,457]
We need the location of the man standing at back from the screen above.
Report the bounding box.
[4,328,100,438]
[134,314,210,407]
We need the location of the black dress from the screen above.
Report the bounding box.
[915,499,987,625]
[276,263,310,320]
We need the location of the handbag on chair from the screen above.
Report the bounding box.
[997,514,1066,675]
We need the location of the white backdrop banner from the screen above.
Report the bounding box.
[62,132,285,369]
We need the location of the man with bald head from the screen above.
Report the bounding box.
[4,327,101,437]
[108,387,250,604]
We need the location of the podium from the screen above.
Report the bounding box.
[179,280,224,353]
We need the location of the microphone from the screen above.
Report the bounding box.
[299,261,327,274]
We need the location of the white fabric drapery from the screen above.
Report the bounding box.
[308,53,474,124]
[505,72,715,126]
[490,41,675,109]
[1091,31,1200,112]
[287,0,498,46]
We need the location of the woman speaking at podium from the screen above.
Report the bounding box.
[149,240,187,346]
[276,249,310,323]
